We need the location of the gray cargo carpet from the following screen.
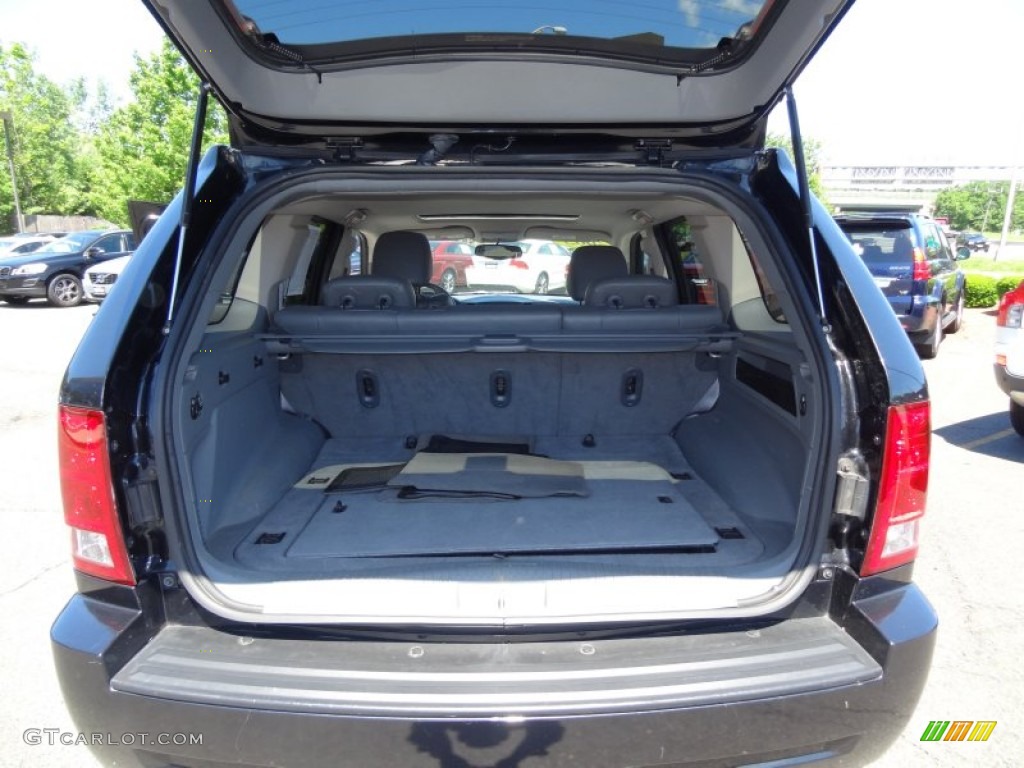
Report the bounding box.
[228,436,764,571]
[286,488,716,560]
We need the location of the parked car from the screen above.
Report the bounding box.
[52,2,937,767]
[995,279,1024,436]
[428,239,474,292]
[83,254,133,302]
[0,234,55,257]
[464,238,572,294]
[0,229,136,307]
[835,212,969,358]
[960,232,990,252]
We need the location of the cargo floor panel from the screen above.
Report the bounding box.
[227,435,765,573]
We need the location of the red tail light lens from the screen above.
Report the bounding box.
[509,259,529,270]
[58,405,135,584]
[911,248,930,281]
[861,401,930,576]
[996,284,1024,328]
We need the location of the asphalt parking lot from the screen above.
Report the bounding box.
[0,300,1021,767]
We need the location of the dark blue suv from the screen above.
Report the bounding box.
[835,213,969,358]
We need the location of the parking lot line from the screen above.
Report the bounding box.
[960,429,1015,451]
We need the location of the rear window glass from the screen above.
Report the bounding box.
[231,0,773,55]
[840,224,917,276]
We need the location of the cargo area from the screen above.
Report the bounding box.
[166,175,831,624]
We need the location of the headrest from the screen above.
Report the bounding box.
[373,231,432,284]
[585,276,679,308]
[320,276,416,309]
[567,245,628,301]
[891,233,914,260]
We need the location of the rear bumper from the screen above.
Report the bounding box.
[994,363,1024,403]
[52,581,936,768]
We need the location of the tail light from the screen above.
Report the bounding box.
[58,405,135,584]
[861,401,930,576]
[509,259,529,270]
[911,248,930,281]
[996,284,1024,328]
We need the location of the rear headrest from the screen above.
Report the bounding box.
[585,276,679,308]
[373,231,432,285]
[320,276,416,309]
[567,245,628,301]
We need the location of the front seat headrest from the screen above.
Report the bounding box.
[373,231,433,285]
[567,245,628,302]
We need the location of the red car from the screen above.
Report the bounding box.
[429,240,474,293]
[995,280,1024,436]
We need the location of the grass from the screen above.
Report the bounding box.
[982,231,1024,243]
[959,253,1024,278]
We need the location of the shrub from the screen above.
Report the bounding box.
[996,276,1024,299]
[964,274,999,308]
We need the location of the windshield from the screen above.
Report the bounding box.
[378,236,609,299]
[231,0,771,53]
[34,232,97,254]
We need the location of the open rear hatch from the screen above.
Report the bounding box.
[144,0,853,146]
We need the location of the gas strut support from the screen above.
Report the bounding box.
[785,86,829,329]
[164,82,210,334]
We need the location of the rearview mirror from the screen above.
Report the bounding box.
[84,246,103,259]
[474,243,523,260]
[955,247,972,261]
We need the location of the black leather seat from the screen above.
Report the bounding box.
[373,231,453,307]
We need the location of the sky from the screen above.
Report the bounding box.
[2,0,1022,167]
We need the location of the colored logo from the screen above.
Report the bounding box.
[920,721,997,742]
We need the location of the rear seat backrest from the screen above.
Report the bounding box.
[567,245,628,302]
[320,276,416,309]
[585,276,678,309]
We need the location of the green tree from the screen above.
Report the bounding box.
[0,43,90,232]
[765,132,829,209]
[934,181,1023,233]
[88,39,227,225]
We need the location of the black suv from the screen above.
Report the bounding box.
[0,229,136,307]
[834,212,969,358]
[960,232,990,252]
[51,2,936,767]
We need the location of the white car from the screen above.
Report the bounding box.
[464,239,571,294]
[0,235,55,258]
[83,254,133,302]
[995,280,1024,436]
